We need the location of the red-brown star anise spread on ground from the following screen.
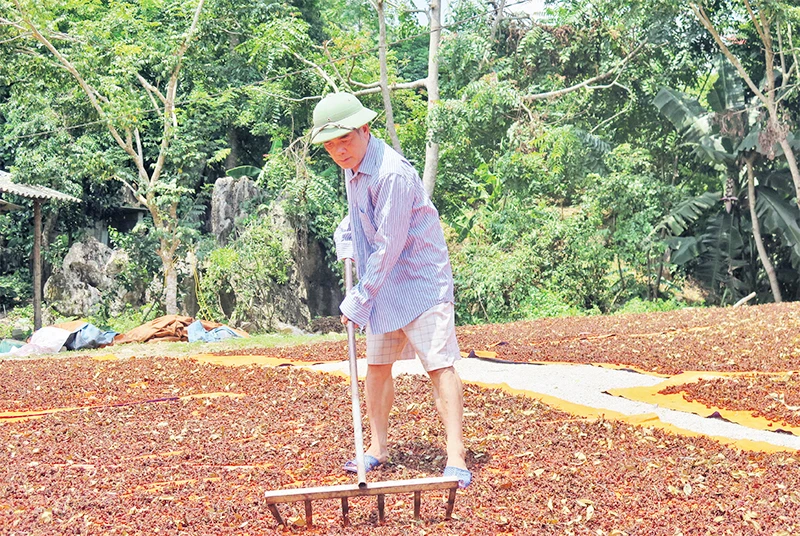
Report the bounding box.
[661,372,800,429]
[232,302,800,376]
[3,302,800,533]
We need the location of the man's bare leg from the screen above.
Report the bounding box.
[428,366,467,469]
[364,363,394,463]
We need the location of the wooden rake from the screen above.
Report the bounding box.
[264,259,460,528]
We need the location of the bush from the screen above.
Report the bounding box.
[612,297,689,315]
[450,202,613,324]
[86,303,161,334]
[0,273,32,309]
[0,304,34,339]
[197,216,291,332]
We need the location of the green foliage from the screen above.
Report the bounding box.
[438,32,494,94]
[450,202,613,324]
[197,217,291,332]
[87,302,161,334]
[3,0,799,324]
[261,145,346,270]
[613,297,688,315]
[0,304,34,339]
[0,274,31,310]
[108,222,161,294]
[586,144,679,299]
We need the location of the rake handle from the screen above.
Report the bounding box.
[344,258,367,487]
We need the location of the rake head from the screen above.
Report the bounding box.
[264,475,459,528]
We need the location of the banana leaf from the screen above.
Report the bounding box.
[664,236,703,265]
[653,88,731,163]
[654,191,721,236]
[755,185,800,268]
[226,166,263,180]
[707,58,744,113]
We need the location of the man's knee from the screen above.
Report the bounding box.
[428,365,455,378]
[367,363,393,380]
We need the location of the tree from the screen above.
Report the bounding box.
[654,56,796,302]
[690,1,800,207]
[1,0,205,315]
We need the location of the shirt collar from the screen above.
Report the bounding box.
[346,135,382,182]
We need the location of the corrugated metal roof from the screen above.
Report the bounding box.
[0,170,81,203]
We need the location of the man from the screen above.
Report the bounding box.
[310,92,471,488]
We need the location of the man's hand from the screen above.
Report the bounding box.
[340,314,359,329]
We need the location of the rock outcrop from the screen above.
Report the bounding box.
[210,176,261,245]
[209,177,343,330]
[43,237,133,317]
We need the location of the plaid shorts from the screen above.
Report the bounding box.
[366,302,461,372]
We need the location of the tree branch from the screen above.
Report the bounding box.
[321,41,348,89]
[293,51,339,92]
[136,73,165,117]
[349,79,382,89]
[351,78,428,96]
[151,0,205,186]
[261,92,325,103]
[523,40,646,102]
[113,174,148,207]
[690,3,767,104]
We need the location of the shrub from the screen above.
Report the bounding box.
[450,202,613,324]
[0,304,34,339]
[197,216,291,332]
[612,297,689,315]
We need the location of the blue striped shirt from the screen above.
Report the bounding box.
[334,135,454,334]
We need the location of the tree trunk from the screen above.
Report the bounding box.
[745,155,782,302]
[422,0,442,196]
[163,258,179,315]
[778,137,800,209]
[32,200,42,330]
[490,0,507,42]
[373,0,403,154]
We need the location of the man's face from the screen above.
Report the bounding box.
[323,125,370,172]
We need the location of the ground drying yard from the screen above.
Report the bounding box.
[2,303,800,534]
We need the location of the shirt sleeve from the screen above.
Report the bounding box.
[333,215,354,261]
[340,173,414,327]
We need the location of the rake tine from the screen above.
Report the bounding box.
[342,497,350,526]
[445,487,457,520]
[377,494,385,523]
[267,503,285,527]
[304,499,313,528]
[265,465,459,528]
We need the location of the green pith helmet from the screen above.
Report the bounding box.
[310,92,377,143]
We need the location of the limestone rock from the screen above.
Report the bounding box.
[211,176,261,245]
[208,177,343,330]
[44,237,134,318]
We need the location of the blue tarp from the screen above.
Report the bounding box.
[64,323,117,351]
[186,319,243,343]
[0,339,25,354]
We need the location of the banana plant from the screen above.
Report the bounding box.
[654,57,800,303]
